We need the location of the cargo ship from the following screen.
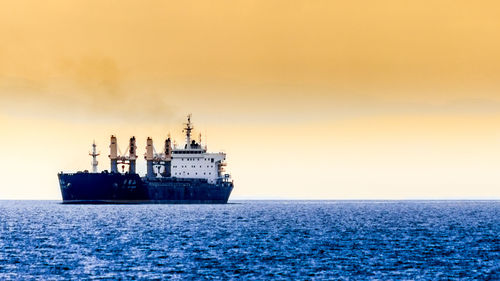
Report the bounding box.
[58,115,234,204]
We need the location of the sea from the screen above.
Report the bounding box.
[0,200,498,280]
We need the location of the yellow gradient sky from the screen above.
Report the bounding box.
[1,1,500,199]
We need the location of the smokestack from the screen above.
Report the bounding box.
[145,137,154,178]
[129,136,137,174]
[109,135,118,173]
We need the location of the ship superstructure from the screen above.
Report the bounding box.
[170,115,227,184]
[58,115,233,204]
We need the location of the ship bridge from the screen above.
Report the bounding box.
[169,115,229,184]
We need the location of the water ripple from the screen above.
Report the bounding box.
[0,200,499,280]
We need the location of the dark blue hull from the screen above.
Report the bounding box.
[58,172,233,204]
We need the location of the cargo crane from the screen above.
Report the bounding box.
[109,136,137,174]
[144,135,172,178]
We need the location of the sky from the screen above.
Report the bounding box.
[1,0,500,199]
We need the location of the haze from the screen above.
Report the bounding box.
[1,0,500,199]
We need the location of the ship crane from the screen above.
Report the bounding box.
[145,136,172,178]
[109,135,137,174]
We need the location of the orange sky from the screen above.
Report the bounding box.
[1,1,500,199]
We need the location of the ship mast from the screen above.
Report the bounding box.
[89,140,100,173]
[183,114,193,149]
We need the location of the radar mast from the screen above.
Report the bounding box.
[183,114,193,149]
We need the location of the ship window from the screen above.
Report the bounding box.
[211,158,214,163]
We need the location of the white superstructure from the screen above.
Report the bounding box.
[170,115,228,184]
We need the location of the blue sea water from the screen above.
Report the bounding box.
[0,201,498,280]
